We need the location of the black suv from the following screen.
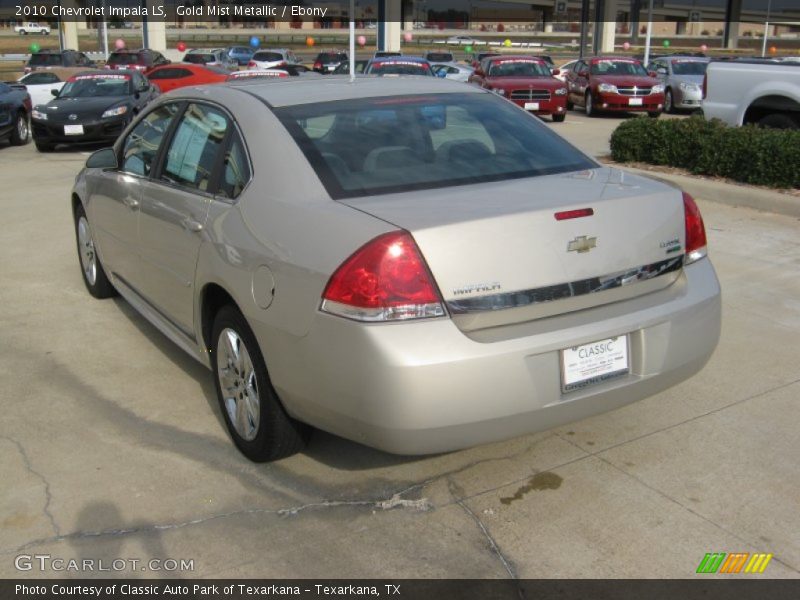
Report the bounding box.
[312,51,348,74]
[106,49,170,72]
[25,49,95,73]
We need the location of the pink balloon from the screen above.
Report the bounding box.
[700,44,708,52]
[357,35,366,47]
[177,41,186,52]
[622,42,631,51]
[114,38,125,50]
[403,32,413,43]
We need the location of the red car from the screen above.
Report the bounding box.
[146,63,231,93]
[468,56,568,122]
[565,56,664,118]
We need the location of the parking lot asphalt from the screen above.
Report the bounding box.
[1,111,799,580]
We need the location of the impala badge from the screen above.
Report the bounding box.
[567,236,597,253]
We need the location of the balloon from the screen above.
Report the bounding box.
[503,39,512,48]
[700,44,708,52]
[662,40,671,48]
[357,35,366,47]
[403,32,412,43]
[177,41,186,52]
[249,36,260,49]
[769,45,778,55]
[464,45,473,53]
[29,42,40,54]
[114,38,125,50]
[622,42,631,51]
[306,37,315,47]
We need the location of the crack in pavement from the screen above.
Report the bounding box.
[447,478,518,581]
[2,435,61,537]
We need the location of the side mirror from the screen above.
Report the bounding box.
[51,88,59,97]
[86,147,118,169]
[551,68,561,76]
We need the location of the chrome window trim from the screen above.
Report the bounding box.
[447,256,684,315]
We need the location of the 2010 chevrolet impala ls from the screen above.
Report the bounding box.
[71,77,721,462]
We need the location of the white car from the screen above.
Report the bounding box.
[248,49,301,70]
[15,22,50,35]
[446,35,477,46]
[432,62,474,82]
[17,70,67,106]
[555,60,577,83]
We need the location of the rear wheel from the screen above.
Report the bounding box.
[10,112,29,146]
[74,204,117,299]
[211,305,310,462]
[757,113,798,129]
[552,113,566,123]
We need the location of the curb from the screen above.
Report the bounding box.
[614,165,800,219]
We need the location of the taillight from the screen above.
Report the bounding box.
[247,60,256,68]
[683,192,707,265]
[313,61,322,70]
[321,231,446,322]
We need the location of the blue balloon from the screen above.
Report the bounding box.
[249,36,260,49]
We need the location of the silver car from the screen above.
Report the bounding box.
[649,56,709,113]
[72,78,721,462]
[432,62,475,82]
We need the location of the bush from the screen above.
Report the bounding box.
[609,116,800,189]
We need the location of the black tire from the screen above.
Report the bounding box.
[10,111,30,146]
[74,204,117,299]
[665,89,675,114]
[211,305,310,462]
[35,140,54,152]
[585,91,597,117]
[552,113,566,123]
[648,111,662,119]
[757,113,798,130]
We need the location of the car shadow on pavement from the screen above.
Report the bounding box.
[110,297,430,473]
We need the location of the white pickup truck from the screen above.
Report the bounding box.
[15,22,51,35]
[703,59,800,129]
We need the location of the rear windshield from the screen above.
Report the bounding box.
[252,52,284,62]
[184,53,215,64]
[369,61,432,76]
[426,53,454,62]
[29,53,62,67]
[671,60,708,76]
[275,93,595,200]
[318,53,347,62]
[108,52,149,65]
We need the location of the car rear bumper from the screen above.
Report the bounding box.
[31,116,127,145]
[264,258,721,455]
[596,92,664,112]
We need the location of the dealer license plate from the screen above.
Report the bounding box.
[64,124,84,135]
[561,336,629,392]
[628,98,643,106]
[524,102,540,111]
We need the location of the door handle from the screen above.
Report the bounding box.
[123,197,139,210]
[182,217,203,233]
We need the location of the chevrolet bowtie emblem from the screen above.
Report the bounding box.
[567,236,597,253]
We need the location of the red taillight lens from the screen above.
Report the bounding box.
[313,61,322,69]
[247,60,256,68]
[683,192,707,264]
[321,231,445,322]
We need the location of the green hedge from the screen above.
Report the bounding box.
[609,116,800,189]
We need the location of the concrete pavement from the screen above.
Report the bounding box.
[0,124,798,579]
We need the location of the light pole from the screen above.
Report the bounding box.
[761,0,772,57]
[643,0,654,67]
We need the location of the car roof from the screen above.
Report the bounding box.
[70,69,137,78]
[660,55,710,62]
[586,56,643,62]
[371,56,428,63]
[486,55,547,62]
[222,76,480,107]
